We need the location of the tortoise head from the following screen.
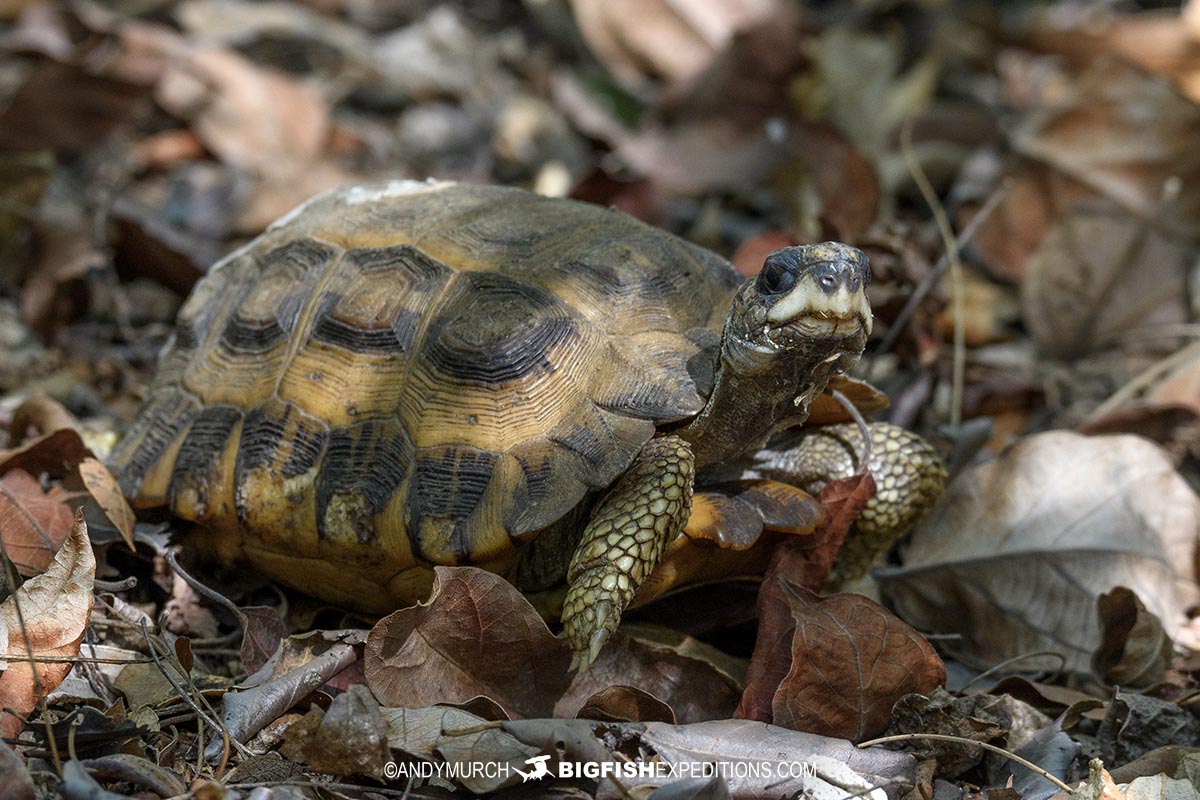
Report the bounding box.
[726,242,872,369]
[679,242,874,466]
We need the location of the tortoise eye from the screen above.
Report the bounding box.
[757,259,796,295]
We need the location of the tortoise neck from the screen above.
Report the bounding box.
[675,331,863,469]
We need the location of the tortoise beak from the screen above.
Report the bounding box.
[762,244,873,339]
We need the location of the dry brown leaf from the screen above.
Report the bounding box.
[1013,59,1200,240]
[771,590,944,741]
[0,470,80,577]
[1019,202,1193,359]
[878,431,1200,674]
[1092,588,1173,689]
[0,429,91,480]
[365,567,571,718]
[0,510,95,740]
[77,458,136,551]
[569,0,780,92]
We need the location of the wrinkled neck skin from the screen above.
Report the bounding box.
[675,290,866,469]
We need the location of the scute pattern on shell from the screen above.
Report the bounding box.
[112,183,742,597]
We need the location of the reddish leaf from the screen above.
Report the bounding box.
[735,473,878,724]
[0,470,79,576]
[808,473,877,586]
[772,590,945,741]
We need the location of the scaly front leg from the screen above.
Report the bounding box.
[561,435,694,672]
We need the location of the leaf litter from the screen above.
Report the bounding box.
[1,0,1200,797]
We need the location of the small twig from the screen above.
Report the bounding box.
[877,178,1010,356]
[1085,339,1200,423]
[901,120,966,428]
[958,651,1067,693]
[857,732,1073,793]
[163,550,248,629]
[138,621,249,762]
[94,577,138,592]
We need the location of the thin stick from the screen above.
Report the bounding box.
[901,121,966,428]
[1085,339,1200,423]
[857,732,1073,793]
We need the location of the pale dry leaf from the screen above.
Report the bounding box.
[0,510,95,740]
[569,0,780,91]
[878,431,1200,674]
[1013,58,1200,240]
[640,719,915,799]
[77,458,136,550]
[1019,202,1193,359]
[155,44,329,173]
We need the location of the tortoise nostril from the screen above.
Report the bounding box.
[819,274,837,291]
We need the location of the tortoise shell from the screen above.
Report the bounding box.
[112,181,749,603]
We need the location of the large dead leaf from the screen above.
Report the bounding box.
[1020,202,1193,359]
[878,431,1200,674]
[771,590,944,741]
[1013,58,1200,240]
[0,511,95,739]
[0,470,81,576]
[365,567,572,718]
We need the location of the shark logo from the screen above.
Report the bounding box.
[515,755,552,782]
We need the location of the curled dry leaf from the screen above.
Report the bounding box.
[878,431,1200,674]
[0,510,95,740]
[365,567,572,718]
[77,458,136,550]
[574,685,676,724]
[771,590,945,741]
[0,469,79,576]
[213,630,360,757]
[1092,587,1173,689]
[554,630,741,723]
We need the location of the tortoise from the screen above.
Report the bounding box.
[111,181,945,670]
